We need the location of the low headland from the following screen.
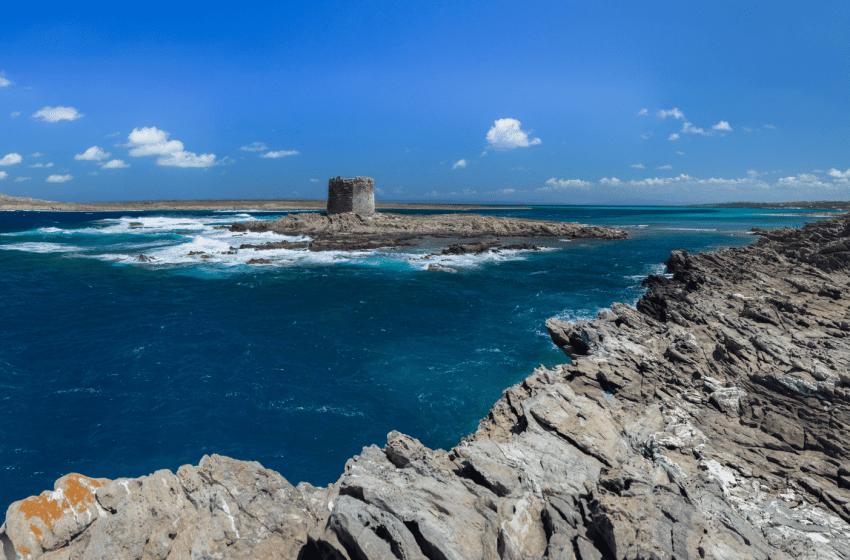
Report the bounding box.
[4,205,850,559]
[0,193,527,213]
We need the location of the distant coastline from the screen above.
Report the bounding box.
[0,194,532,212]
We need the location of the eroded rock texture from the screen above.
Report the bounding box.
[5,214,850,559]
[230,211,627,252]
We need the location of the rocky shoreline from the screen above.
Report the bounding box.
[229,211,627,252]
[4,215,850,560]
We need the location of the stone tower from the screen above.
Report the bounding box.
[327,176,375,216]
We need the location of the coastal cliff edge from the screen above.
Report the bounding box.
[4,214,850,560]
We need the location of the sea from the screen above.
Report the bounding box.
[0,206,838,507]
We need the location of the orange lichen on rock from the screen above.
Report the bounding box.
[18,546,31,555]
[17,473,107,531]
[62,474,104,511]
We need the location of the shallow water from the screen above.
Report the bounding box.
[0,206,837,506]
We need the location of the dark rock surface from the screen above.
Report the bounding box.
[6,214,850,559]
[230,211,627,252]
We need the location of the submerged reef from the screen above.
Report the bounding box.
[5,214,850,559]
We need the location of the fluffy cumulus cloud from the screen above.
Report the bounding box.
[75,146,111,161]
[486,118,541,150]
[32,106,83,123]
[30,163,54,168]
[127,127,216,168]
[452,159,467,169]
[46,174,73,183]
[681,122,707,135]
[0,153,23,166]
[240,142,268,152]
[540,178,592,191]
[0,77,11,87]
[0,171,6,179]
[260,150,299,158]
[637,108,648,116]
[669,133,680,141]
[14,176,30,182]
[712,121,733,131]
[31,152,43,157]
[657,108,685,119]
[630,163,645,169]
[101,159,130,169]
[828,168,850,179]
[10,111,20,118]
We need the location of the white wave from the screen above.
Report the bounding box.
[400,246,551,271]
[551,308,601,324]
[0,242,83,253]
[658,227,717,231]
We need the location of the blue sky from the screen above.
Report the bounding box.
[1,1,848,204]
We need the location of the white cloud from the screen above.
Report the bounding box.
[0,153,23,166]
[30,163,54,168]
[101,159,130,169]
[425,190,439,197]
[46,174,73,183]
[309,178,319,183]
[656,165,673,169]
[741,126,753,132]
[657,108,685,119]
[0,171,6,179]
[14,177,30,182]
[452,159,467,169]
[668,133,680,141]
[375,187,385,196]
[261,150,299,158]
[599,177,622,185]
[764,124,777,130]
[637,108,648,116]
[10,111,20,118]
[0,77,12,87]
[480,151,487,157]
[158,152,217,167]
[485,118,541,150]
[541,178,592,191]
[31,152,43,157]
[640,132,652,139]
[681,122,707,135]
[712,120,733,131]
[240,142,268,152]
[127,126,216,168]
[75,146,111,161]
[630,163,645,169]
[828,168,850,178]
[32,106,83,123]
[676,151,685,155]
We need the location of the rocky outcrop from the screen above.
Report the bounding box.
[230,212,627,252]
[5,214,850,560]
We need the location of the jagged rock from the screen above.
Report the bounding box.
[8,212,850,560]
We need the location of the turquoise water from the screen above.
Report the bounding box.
[0,206,837,506]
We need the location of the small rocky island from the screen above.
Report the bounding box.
[229,177,627,252]
[6,205,850,560]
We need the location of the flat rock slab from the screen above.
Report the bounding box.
[230,211,627,251]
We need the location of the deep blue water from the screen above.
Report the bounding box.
[0,206,838,507]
